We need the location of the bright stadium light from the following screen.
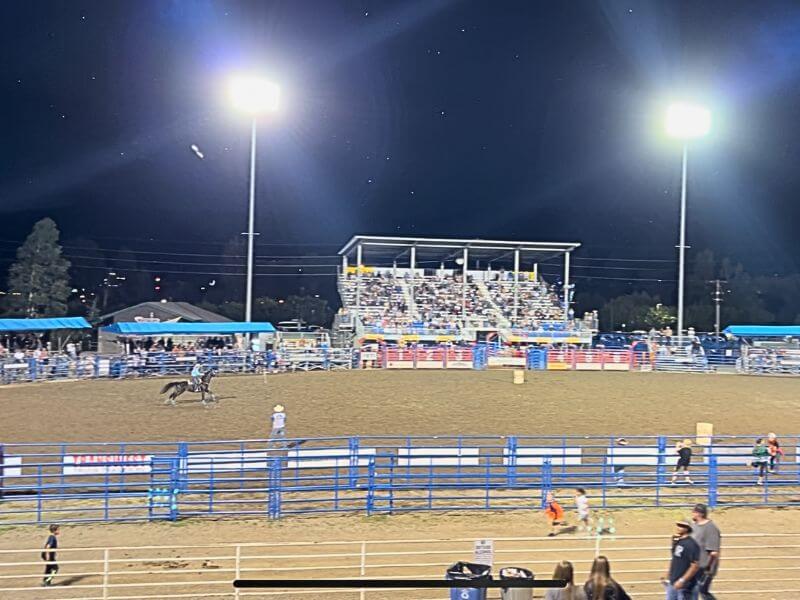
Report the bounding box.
[228,73,281,329]
[665,102,711,139]
[663,101,711,341]
[229,75,280,115]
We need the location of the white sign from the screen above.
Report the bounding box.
[1,456,22,478]
[396,447,480,467]
[63,454,152,475]
[286,448,376,469]
[473,539,494,566]
[187,451,269,473]
[360,352,378,361]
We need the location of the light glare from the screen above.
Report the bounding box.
[230,76,280,115]
[665,102,711,139]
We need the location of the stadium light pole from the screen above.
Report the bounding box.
[664,102,711,340]
[229,75,280,323]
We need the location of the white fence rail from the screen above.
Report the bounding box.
[1,532,799,599]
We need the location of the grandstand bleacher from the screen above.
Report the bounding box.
[336,235,591,344]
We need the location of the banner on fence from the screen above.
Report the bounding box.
[286,448,376,469]
[0,455,22,478]
[63,454,152,475]
[186,451,271,473]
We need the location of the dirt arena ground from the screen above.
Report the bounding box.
[2,370,800,442]
[1,507,800,599]
[2,371,800,598]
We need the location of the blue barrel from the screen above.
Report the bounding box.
[446,562,491,600]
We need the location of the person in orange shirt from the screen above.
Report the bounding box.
[544,492,567,536]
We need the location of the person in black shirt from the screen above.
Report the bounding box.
[662,520,699,600]
[41,524,60,586]
[671,439,694,485]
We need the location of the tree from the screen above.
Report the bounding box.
[6,218,71,317]
[642,304,676,329]
[599,292,658,330]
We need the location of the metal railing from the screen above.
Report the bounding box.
[0,348,357,384]
[2,435,797,525]
[1,532,799,599]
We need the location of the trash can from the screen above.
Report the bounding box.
[499,567,534,600]
[446,561,491,600]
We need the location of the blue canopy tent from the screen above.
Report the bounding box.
[723,326,800,338]
[100,322,275,335]
[0,317,91,332]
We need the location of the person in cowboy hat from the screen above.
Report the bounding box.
[269,404,286,446]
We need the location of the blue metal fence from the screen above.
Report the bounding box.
[1,435,797,525]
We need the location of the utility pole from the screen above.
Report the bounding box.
[710,279,727,338]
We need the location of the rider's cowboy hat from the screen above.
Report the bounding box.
[274,404,285,412]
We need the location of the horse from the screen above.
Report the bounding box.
[160,368,218,407]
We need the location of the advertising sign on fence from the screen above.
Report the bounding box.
[473,539,494,566]
[63,454,152,475]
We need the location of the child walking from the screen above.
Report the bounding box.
[575,488,591,531]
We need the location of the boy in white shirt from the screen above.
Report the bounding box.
[269,404,286,447]
[575,488,591,531]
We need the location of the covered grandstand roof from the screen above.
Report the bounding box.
[338,235,580,266]
[100,322,276,336]
[723,325,800,337]
[0,317,91,332]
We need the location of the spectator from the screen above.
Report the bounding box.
[662,520,700,600]
[584,556,631,600]
[691,503,721,600]
[752,438,770,485]
[40,524,60,587]
[671,439,694,485]
[545,560,586,600]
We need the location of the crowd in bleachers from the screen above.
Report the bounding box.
[484,271,564,328]
[339,269,568,333]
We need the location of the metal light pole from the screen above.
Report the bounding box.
[676,143,688,339]
[245,118,257,323]
[665,102,711,340]
[229,75,280,323]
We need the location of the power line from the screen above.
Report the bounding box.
[67,264,339,277]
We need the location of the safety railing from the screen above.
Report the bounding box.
[2,435,797,525]
[1,533,799,599]
[0,348,357,384]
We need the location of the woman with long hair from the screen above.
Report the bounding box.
[545,560,587,600]
[584,556,631,600]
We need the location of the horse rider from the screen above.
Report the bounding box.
[190,361,204,391]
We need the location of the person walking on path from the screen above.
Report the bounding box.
[691,504,721,600]
[575,488,591,532]
[662,520,700,600]
[752,438,770,485]
[671,439,694,485]
[41,524,60,586]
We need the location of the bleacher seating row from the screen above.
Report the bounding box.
[338,270,567,333]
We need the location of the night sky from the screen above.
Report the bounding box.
[2,0,800,304]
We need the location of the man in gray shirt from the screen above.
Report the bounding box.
[691,504,721,600]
